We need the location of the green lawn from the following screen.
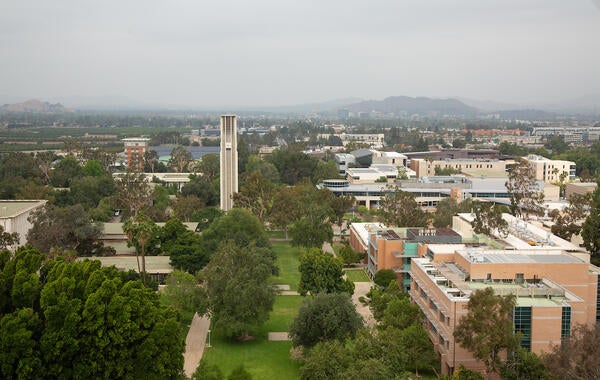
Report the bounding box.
[262,295,303,333]
[269,242,302,291]
[344,268,371,282]
[332,243,343,256]
[201,292,303,379]
[201,336,298,380]
[267,230,288,239]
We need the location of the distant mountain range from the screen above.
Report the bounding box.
[343,96,478,116]
[1,94,599,119]
[0,99,73,113]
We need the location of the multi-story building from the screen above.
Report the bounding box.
[346,165,416,183]
[319,176,560,210]
[339,133,385,148]
[531,126,600,143]
[410,158,515,178]
[403,149,500,161]
[410,213,599,376]
[522,155,576,183]
[334,149,409,176]
[122,137,151,170]
[365,226,462,291]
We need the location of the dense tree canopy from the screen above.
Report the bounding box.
[162,218,210,274]
[582,184,600,257]
[0,247,185,379]
[204,242,277,339]
[297,248,354,296]
[289,293,362,348]
[27,204,103,256]
[543,323,600,380]
[201,208,271,255]
[160,270,208,320]
[379,185,428,228]
[182,175,219,207]
[454,287,518,379]
[267,149,318,185]
[300,279,437,379]
[373,269,397,289]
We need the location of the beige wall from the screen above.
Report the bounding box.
[410,158,512,178]
[524,157,575,183]
[410,252,599,377]
[565,183,597,199]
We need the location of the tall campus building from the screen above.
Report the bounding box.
[219,115,238,211]
[122,137,150,170]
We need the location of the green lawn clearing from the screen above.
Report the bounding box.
[262,295,303,333]
[201,335,298,380]
[344,268,371,282]
[267,230,287,239]
[269,242,302,291]
[200,293,303,379]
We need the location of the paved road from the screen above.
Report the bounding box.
[183,313,211,378]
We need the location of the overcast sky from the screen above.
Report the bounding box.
[1,0,599,108]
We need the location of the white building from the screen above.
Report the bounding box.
[0,200,47,248]
[522,155,576,183]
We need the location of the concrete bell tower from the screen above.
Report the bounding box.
[219,115,238,211]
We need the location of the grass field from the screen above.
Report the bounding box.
[269,242,302,291]
[262,295,303,332]
[201,243,304,379]
[201,337,298,379]
[267,230,287,239]
[344,268,371,282]
[201,296,303,379]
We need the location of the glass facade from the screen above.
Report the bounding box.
[514,306,532,351]
[561,306,571,339]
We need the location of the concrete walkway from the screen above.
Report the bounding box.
[352,281,376,327]
[322,242,337,257]
[268,332,291,341]
[183,313,211,378]
[279,290,300,295]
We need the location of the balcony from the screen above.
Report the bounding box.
[392,250,419,258]
[393,264,412,273]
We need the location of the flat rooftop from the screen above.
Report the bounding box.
[350,222,386,246]
[0,200,46,218]
[413,258,583,304]
[77,256,173,274]
[459,251,584,264]
[408,227,461,238]
[102,222,198,235]
[427,244,467,255]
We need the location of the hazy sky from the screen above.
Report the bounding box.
[1,0,600,108]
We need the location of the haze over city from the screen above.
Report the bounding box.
[2,0,600,109]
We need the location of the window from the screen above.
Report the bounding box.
[515,273,524,284]
[514,307,532,351]
[561,306,571,339]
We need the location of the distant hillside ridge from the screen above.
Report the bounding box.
[0,99,73,113]
[344,96,478,116]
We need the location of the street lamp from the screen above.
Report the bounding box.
[206,329,211,348]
